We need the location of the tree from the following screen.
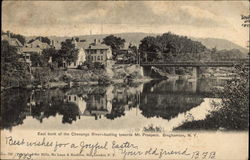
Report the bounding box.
[10,33,26,45]
[30,53,49,67]
[2,31,26,45]
[1,40,19,63]
[210,64,249,130]
[102,35,125,58]
[139,32,207,62]
[139,36,160,62]
[122,44,138,63]
[42,48,57,61]
[58,39,79,65]
[1,89,32,129]
[1,40,31,88]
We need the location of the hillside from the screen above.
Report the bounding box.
[191,37,248,54]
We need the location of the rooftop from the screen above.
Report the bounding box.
[22,47,42,53]
[86,43,110,50]
[1,35,23,47]
[76,42,90,49]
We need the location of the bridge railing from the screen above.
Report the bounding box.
[139,59,249,65]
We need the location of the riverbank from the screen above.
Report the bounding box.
[174,116,224,131]
[174,111,248,131]
[1,64,147,91]
[1,64,237,92]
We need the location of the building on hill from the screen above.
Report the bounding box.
[115,42,138,63]
[1,34,31,65]
[62,38,87,69]
[61,38,112,69]
[1,34,23,54]
[85,39,112,65]
[22,39,51,55]
[25,39,50,49]
[22,47,43,55]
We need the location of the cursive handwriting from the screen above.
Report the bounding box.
[4,136,216,159]
[79,141,108,156]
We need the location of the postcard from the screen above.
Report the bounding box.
[1,1,249,159]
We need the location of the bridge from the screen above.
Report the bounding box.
[139,59,249,78]
[140,60,249,67]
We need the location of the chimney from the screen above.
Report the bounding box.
[51,40,54,47]
[7,31,11,38]
[94,39,97,45]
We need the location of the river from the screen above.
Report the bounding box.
[1,78,227,132]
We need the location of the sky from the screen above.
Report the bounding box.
[2,1,249,47]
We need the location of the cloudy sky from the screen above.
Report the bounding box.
[2,1,249,47]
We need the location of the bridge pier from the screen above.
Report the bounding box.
[192,66,201,79]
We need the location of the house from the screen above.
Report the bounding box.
[22,39,51,55]
[22,47,43,55]
[1,34,32,65]
[25,39,50,49]
[51,40,61,50]
[85,39,112,65]
[115,42,137,63]
[1,34,23,54]
[62,38,87,68]
[62,38,112,69]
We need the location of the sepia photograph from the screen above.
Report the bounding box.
[1,1,249,159]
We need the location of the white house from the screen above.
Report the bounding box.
[63,38,87,69]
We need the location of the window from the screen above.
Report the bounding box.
[100,50,103,54]
[94,56,96,61]
[97,56,100,60]
[69,96,71,101]
[74,96,77,101]
[100,56,103,60]
[74,62,76,66]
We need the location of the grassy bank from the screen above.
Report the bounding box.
[31,64,149,88]
[31,67,110,88]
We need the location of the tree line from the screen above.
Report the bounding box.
[138,32,247,63]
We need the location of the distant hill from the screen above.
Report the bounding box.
[191,37,249,54]
[26,32,248,53]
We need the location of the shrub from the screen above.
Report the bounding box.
[94,62,104,69]
[211,64,249,130]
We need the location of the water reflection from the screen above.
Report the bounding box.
[1,79,227,131]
